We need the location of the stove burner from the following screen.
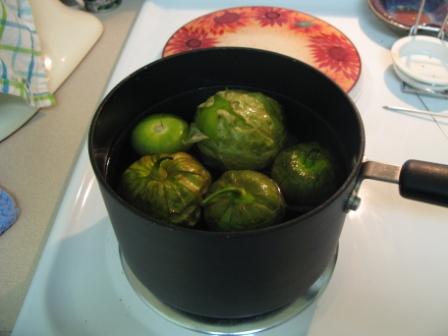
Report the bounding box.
[120,250,337,335]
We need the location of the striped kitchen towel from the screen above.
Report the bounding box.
[0,0,55,108]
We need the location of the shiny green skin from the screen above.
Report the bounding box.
[271,142,337,207]
[131,114,190,155]
[203,170,285,232]
[194,90,286,170]
[121,152,211,227]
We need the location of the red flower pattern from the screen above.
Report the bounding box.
[163,26,218,56]
[308,32,360,82]
[252,7,291,27]
[196,9,250,35]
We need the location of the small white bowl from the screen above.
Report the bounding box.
[392,63,448,94]
[391,35,448,87]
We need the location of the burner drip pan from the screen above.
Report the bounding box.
[120,249,337,335]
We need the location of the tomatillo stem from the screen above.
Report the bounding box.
[202,187,254,206]
[150,156,173,180]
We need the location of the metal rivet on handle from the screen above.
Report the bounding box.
[345,194,361,212]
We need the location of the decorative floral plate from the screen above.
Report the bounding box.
[163,6,361,93]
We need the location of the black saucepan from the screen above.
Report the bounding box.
[88,47,448,319]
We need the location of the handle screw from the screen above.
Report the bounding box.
[345,195,361,212]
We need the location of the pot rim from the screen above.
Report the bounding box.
[88,47,366,237]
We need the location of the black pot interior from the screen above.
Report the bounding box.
[89,47,364,226]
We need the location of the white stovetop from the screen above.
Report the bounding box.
[12,1,448,335]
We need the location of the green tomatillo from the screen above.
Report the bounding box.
[131,113,191,155]
[271,142,338,208]
[193,90,286,170]
[120,152,211,227]
[202,170,285,232]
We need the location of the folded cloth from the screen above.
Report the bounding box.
[0,0,55,108]
[0,187,19,235]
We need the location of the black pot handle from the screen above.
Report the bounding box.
[347,160,448,211]
[399,160,448,206]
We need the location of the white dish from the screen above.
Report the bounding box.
[391,35,448,88]
[392,63,448,95]
[0,0,103,142]
[0,96,39,143]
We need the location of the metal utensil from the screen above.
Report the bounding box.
[383,105,448,118]
[437,10,448,40]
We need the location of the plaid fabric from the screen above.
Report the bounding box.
[0,0,55,108]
